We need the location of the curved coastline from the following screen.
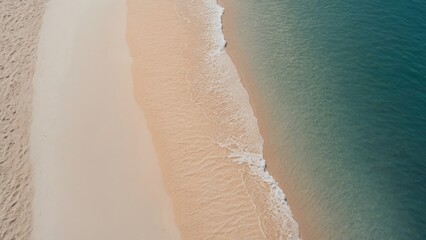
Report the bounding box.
[127,0,300,238]
[214,1,301,238]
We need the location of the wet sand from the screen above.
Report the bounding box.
[30,0,179,239]
[0,1,46,239]
[219,1,311,238]
[126,0,299,239]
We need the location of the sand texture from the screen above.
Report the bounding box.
[0,1,45,239]
[30,0,179,239]
[126,0,300,239]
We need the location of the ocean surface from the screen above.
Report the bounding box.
[223,0,426,239]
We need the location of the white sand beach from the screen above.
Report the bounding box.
[30,0,180,239]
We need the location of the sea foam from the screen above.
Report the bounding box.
[176,0,301,238]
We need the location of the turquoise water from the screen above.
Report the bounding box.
[224,0,426,239]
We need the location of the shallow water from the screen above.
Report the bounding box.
[223,0,426,239]
[127,0,300,238]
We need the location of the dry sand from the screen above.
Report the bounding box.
[30,0,179,239]
[0,1,46,239]
[126,0,299,239]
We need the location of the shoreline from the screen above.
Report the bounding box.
[126,0,299,239]
[30,1,179,239]
[219,0,307,238]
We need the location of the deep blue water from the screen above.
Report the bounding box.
[224,0,426,239]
